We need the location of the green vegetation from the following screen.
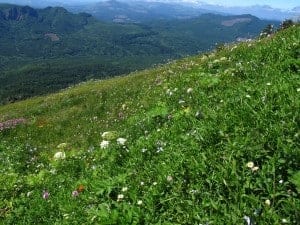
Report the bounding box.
[0,24,299,224]
[0,4,279,104]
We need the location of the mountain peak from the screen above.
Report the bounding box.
[0,4,38,21]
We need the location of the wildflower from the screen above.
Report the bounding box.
[101,131,117,140]
[243,216,252,225]
[42,190,50,200]
[246,161,254,169]
[246,94,251,98]
[122,187,128,192]
[100,140,109,149]
[167,175,173,182]
[279,179,284,184]
[252,166,259,172]
[265,199,271,206]
[266,82,271,86]
[297,88,300,92]
[189,189,198,194]
[137,200,143,205]
[156,147,164,153]
[117,138,127,145]
[101,131,111,139]
[187,88,193,94]
[178,100,185,104]
[140,181,145,186]
[53,151,66,160]
[153,182,158,186]
[166,89,173,96]
[0,118,26,131]
[141,148,147,153]
[282,218,288,223]
[57,143,67,149]
[183,107,191,114]
[50,169,57,174]
[72,190,79,197]
[27,191,33,197]
[117,194,124,201]
[77,184,85,193]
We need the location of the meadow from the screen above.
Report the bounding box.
[0,25,299,224]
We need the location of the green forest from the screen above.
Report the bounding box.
[0,4,279,104]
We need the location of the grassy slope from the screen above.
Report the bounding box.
[0,26,299,224]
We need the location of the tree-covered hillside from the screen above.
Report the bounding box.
[0,24,299,224]
[0,4,279,104]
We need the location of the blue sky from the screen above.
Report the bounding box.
[194,0,299,9]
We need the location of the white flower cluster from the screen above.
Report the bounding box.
[100,132,127,149]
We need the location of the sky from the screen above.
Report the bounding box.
[197,0,300,9]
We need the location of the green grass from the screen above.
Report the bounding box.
[0,25,299,224]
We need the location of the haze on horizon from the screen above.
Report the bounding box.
[64,0,299,10]
[0,0,299,10]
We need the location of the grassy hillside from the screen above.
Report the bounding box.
[0,4,279,104]
[0,25,299,224]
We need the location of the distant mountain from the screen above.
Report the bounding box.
[65,0,213,23]
[0,4,279,104]
[194,3,299,21]
[0,0,297,21]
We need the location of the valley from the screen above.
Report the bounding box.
[0,3,279,104]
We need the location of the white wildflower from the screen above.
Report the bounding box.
[100,140,109,149]
[166,89,173,96]
[153,182,158,186]
[117,194,124,201]
[137,200,143,205]
[252,166,259,172]
[246,161,254,169]
[265,199,271,206]
[282,218,288,223]
[297,88,300,92]
[266,82,271,86]
[122,187,128,192]
[167,175,173,182]
[156,147,163,153]
[117,138,127,145]
[279,180,284,184]
[243,216,251,225]
[140,181,144,186]
[53,151,66,160]
[49,169,57,174]
[187,88,193,94]
[101,131,111,139]
[231,45,238,51]
[246,94,251,98]
[57,143,67,149]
